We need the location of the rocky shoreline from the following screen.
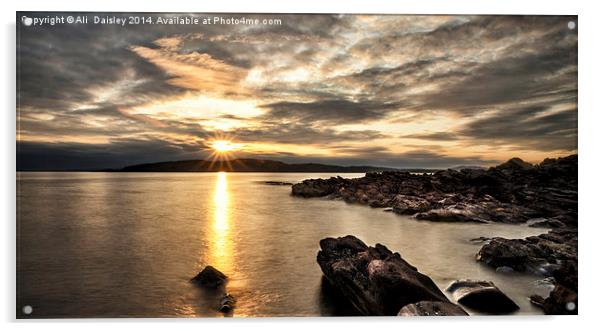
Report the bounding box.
[318,236,523,315]
[295,155,577,315]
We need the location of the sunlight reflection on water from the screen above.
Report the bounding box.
[208,172,234,276]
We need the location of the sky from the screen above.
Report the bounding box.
[17,13,578,170]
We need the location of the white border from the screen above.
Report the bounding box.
[3,1,600,331]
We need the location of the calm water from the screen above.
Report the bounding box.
[17,172,550,318]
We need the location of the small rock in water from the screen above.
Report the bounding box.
[469,236,491,244]
[533,277,556,290]
[446,279,519,313]
[398,301,469,316]
[527,218,566,229]
[529,294,546,308]
[219,293,236,312]
[496,266,514,273]
[383,207,394,212]
[191,266,228,288]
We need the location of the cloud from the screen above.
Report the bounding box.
[400,132,460,141]
[16,13,578,169]
[258,99,404,124]
[459,105,577,151]
[17,138,212,170]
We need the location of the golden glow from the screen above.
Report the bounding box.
[210,140,240,152]
[208,171,233,274]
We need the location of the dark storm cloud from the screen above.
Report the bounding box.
[17,138,212,171]
[16,13,577,169]
[460,105,578,151]
[258,99,404,124]
[238,149,495,169]
[415,45,577,112]
[224,124,388,144]
[401,132,460,141]
[17,18,189,112]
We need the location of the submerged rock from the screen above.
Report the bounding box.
[446,280,519,313]
[398,301,469,316]
[317,235,450,315]
[191,266,228,288]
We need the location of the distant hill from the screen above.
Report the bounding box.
[119,158,411,173]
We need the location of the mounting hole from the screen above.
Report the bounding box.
[566,301,576,311]
[567,21,576,30]
[22,305,33,315]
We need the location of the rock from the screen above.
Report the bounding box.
[527,217,566,228]
[532,261,577,315]
[529,294,546,308]
[292,177,344,197]
[496,157,534,171]
[495,266,514,273]
[446,280,519,313]
[414,207,487,223]
[476,229,577,276]
[391,195,431,215]
[398,301,469,316]
[218,294,236,313]
[191,266,228,288]
[533,277,556,290]
[291,155,577,226]
[469,237,491,244]
[317,235,451,316]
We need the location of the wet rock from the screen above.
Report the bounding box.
[446,280,519,313]
[191,266,228,288]
[533,277,556,290]
[531,261,577,315]
[398,301,469,316]
[469,237,491,244]
[291,177,344,197]
[317,235,451,316]
[291,155,577,226]
[391,195,431,215]
[527,217,566,228]
[218,294,236,313]
[495,266,514,273]
[414,207,487,223]
[476,229,577,276]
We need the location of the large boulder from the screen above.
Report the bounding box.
[476,229,577,276]
[317,235,450,315]
[191,266,228,288]
[446,280,519,313]
[398,301,468,316]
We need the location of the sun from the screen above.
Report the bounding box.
[210,140,240,153]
